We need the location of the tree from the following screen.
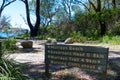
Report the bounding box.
[61,0,73,22]
[54,0,79,25]
[30,0,57,26]
[40,0,57,27]
[21,0,57,36]
[21,0,40,37]
[0,0,16,18]
[54,5,68,25]
[74,0,108,36]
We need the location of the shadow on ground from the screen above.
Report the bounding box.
[19,62,120,80]
[108,57,120,80]
[20,63,45,80]
[110,51,120,55]
[17,51,120,80]
[16,47,43,53]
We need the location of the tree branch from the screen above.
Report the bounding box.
[88,0,97,11]
[24,0,33,30]
[0,0,5,9]
[75,0,90,12]
[0,0,16,17]
[20,0,26,3]
[3,0,16,9]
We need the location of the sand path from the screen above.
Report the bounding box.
[6,40,120,79]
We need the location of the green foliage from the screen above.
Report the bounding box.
[74,11,101,38]
[0,39,31,80]
[0,40,31,80]
[3,38,17,52]
[109,36,120,44]
[100,8,116,21]
[70,31,87,43]
[101,35,120,44]
[37,6,120,43]
[101,35,110,43]
[22,32,30,38]
[74,13,89,30]
[114,22,120,35]
[38,25,72,39]
[86,29,100,41]
[74,7,120,37]
[0,58,31,80]
[17,32,30,39]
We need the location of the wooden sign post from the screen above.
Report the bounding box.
[45,44,109,79]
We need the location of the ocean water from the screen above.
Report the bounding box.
[0,29,29,38]
[0,32,18,38]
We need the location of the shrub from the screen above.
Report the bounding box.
[70,31,87,43]
[101,35,110,43]
[109,36,120,44]
[16,32,30,39]
[100,35,120,44]
[114,22,120,35]
[0,58,31,80]
[0,39,31,80]
[3,38,17,52]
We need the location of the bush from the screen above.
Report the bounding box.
[70,31,87,43]
[0,39,31,80]
[3,38,17,52]
[0,58,31,80]
[16,32,30,39]
[100,35,120,44]
[109,36,120,44]
[101,35,110,43]
[114,22,120,35]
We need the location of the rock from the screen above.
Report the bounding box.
[21,41,33,48]
[64,38,74,44]
[46,38,57,44]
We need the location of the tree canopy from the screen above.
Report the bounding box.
[1,0,120,38]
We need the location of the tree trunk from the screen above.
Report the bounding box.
[30,26,39,37]
[112,0,116,8]
[0,9,2,18]
[99,20,106,36]
[23,0,40,37]
[97,0,106,36]
[96,0,101,12]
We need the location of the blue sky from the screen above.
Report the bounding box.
[1,0,86,30]
[1,0,29,30]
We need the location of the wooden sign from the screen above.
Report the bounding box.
[45,44,109,79]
